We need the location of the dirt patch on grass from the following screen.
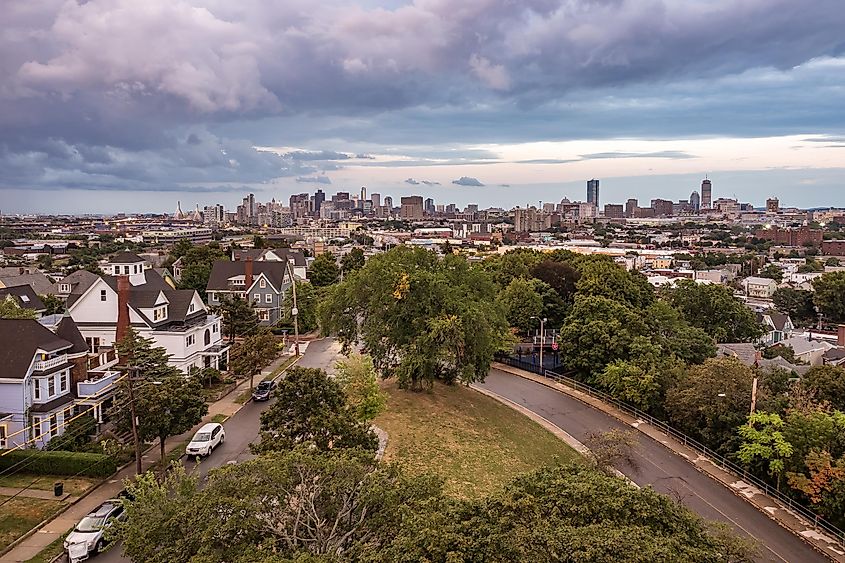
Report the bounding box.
[374,379,581,499]
[0,496,64,551]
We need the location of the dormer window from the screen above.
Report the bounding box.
[59,284,70,293]
[259,278,266,289]
[188,303,195,313]
[153,305,168,321]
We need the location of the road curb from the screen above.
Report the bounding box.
[492,363,845,562]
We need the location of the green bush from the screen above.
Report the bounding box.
[0,449,118,478]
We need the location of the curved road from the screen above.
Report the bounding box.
[478,368,828,563]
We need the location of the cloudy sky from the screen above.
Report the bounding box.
[2,0,845,214]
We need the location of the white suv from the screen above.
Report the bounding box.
[186,422,225,457]
[64,499,125,561]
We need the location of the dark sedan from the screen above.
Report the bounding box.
[251,380,277,402]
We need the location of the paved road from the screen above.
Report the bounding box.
[96,341,342,563]
[478,368,828,563]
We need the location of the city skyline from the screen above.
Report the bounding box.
[2,1,844,213]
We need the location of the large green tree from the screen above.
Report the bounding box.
[662,279,763,343]
[802,366,845,411]
[772,287,816,323]
[574,257,655,309]
[175,242,228,299]
[110,331,208,470]
[219,296,259,342]
[309,251,341,287]
[252,367,378,454]
[335,354,387,423]
[228,329,279,390]
[0,297,37,319]
[813,272,845,323]
[320,247,510,390]
[529,259,580,301]
[340,248,366,275]
[496,277,544,335]
[736,412,794,490]
[281,281,319,332]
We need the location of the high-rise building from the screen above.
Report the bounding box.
[604,204,624,219]
[383,196,393,209]
[370,193,381,208]
[625,198,638,218]
[313,189,325,215]
[400,196,424,220]
[766,197,780,214]
[360,186,367,203]
[424,198,435,215]
[690,191,701,213]
[651,199,674,217]
[701,178,712,209]
[586,179,600,207]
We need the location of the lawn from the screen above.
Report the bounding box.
[0,474,99,497]
[374,380,581,499]
[0,496,65,552]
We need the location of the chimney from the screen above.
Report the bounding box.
[115,275,131,347]
[838,325,845,348]
[245,257,254,289]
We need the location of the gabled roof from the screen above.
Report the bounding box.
[717,343,757,366]
[207,261,286,292]
[757,311,792,332]
[231,248,306,266]
[55,315,89,355]
[744,276,778,286]
[108,251,144,264]
[61,270,101,308]
[782,336,835,356]
[0,285,46,311]
[0,273,56,296]
[0,319,73,380]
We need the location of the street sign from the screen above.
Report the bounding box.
[291,307,298,316]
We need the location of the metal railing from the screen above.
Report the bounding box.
[495,355,845,545]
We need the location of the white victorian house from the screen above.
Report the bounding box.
[61,252,229,373]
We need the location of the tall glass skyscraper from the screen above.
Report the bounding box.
[586,179,600,206]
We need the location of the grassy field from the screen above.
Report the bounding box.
[374,380,581,499]
[0,496,64,551]
[0,474,99,497]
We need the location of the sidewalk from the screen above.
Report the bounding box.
[493,363,845,562]
[1,354,294,563]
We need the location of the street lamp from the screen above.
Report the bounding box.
[530,316,547,371]
[285,261,300,357]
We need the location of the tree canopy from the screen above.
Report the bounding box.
[309,251,341,287]
[319,247,510,390]
[174,242,228,299]
[812,272,845,323]
[662,280,763,343]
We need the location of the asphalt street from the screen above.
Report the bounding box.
[478,368,828,563]
[95,340,341,563]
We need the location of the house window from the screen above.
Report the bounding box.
[259,278,266,288]
[124,265,130,274]
[213,323,218,333]
[253,293,260,303]
[33,379,41,401]
[0,426,6,449]
[204,329,211,346]
[63,406,74,424]
[48,376,56,397]
[265,294,272,304]
[33,417,42,439]
[258,309,269,321]
[59,284,70,293]
[100,289,107,301]
[186,334,195,347]
[188,304,195,313]
[60,372,68,393]
[49,414,58,437]
[86,337,101,353]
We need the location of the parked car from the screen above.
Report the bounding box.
[64,499,125,561]
[252,379,277,402]
[186,422,225,457]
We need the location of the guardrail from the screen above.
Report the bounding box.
[495,355,845,544]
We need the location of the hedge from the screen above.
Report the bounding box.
[0,449,118,478]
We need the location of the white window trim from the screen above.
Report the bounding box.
[33,379,41,401]
[265,294,272,304]
[259,278,266,288]
[253,293,261,302]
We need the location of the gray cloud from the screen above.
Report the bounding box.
[404,178,420,185]
[452,176,484,187]
[421,180,441,186]
[284,150,352,161]
[515,158,580,164]
[295,175,332,184]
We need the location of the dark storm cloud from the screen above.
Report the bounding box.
[1,0,845,197]
[452,176,484,187]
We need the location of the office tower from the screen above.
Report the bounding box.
[766,197,780,214]
[445,203,457,214]
[586,179,600,207]
[360,186,367,203]
[651,198,674,217]
[313,189,325,214]
[465,203,479,213]
[701,178,712,209]
[383,196,393,209]
[604,204,624,219]
[424,198,435,215]
[400,196,424,220]
[247,193,256,218]
[690,191,701,213]
[625,198,638,218]
[370,193,381,208]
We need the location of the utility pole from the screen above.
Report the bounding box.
[127,367,142,475]
[287,261,300,357]
[531,316,547,371]
[749,376,759,420]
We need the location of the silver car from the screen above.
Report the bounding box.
[64,499,125,561]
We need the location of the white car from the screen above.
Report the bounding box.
[186,422,225,457]
[64,499,125,561]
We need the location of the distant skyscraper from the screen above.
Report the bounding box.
[383,196,393,209]
[400,196,424,220]
[360,186,367,203]
[625,198,638,218]
[766,197,780,214]
[690,191,700,213]
[313,189,325,214]
[586,179,600,207]
[424,198,435,215]
[701,179,712,209]
[370,193,381,208]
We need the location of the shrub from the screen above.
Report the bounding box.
[0,449,118,477]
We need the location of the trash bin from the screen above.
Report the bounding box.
[54,482,63,497]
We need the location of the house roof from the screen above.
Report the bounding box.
[108,251,144,264]
[757,310,791,332]
[55,315,90,355]
[31,393,74,413]
[717,343,758,366]
[207,261,286,292]
[745,276,778,286]
[0,285,46,311]
[823,348,845,361]
[758,356,811,376]
[62,270,102,308]
[0,319,73,380]
[782,336,835,356]
[231,248,306,266]
[0,272,56,296]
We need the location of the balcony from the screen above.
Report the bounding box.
[32,355,69,372]
[77,370,121,399]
